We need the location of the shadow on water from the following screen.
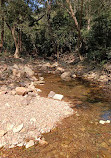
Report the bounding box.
[1,73,111,158]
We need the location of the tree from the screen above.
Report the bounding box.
[0,0,5,53]
[4,0,33,58]
[57,0,84,60]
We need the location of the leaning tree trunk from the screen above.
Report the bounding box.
[66,0,84,60]
[11,25,19,58]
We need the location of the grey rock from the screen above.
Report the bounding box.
[24,66,34,77]
[48,91,56,98]
[61,72,71,81]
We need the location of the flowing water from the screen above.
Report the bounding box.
[1,74,111,158]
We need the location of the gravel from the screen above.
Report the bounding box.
[0,94,73,147]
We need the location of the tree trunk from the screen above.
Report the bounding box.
[66,0,83,60]
[0,0,4,53]
[47,0,57,55]
[20,29,22,52]
[11,25,19,58]
[87,18,91,30]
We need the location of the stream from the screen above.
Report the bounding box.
[1,74,111,158]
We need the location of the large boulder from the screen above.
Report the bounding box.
[61,72,71,81]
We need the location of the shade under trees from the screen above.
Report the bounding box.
[0,0,111,62]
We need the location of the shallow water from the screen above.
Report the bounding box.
[1,74,111,158]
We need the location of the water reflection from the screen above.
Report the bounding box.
[101,110,111,121]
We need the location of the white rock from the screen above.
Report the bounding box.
[36,88,42,93]
[9,144,15,148]
[99,120,110,124]
[53,94,64,100]
[0,130,6,137]
[13,123,24,133]
[25,140,34,148]
[106,120,110,123]
[35,80,45,85]
[63,111,72,116]
[17,142,24,147]
[72,74,77,78]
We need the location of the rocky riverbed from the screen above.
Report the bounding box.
[0,55,111,150]
[0,56,74,149]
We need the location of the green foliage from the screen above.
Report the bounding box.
[85,11,111,62]
[0,0,111,63]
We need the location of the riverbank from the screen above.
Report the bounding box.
[0,55,74,149]
[0,55,111,157]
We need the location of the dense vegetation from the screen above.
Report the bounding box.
[0,0,111,62]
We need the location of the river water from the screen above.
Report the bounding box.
[1,74,111,158]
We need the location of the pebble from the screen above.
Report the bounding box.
[17,142,24,147]
[13,123,24,133]
[25,140,34,148]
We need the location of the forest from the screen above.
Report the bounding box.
[0,0,111,63]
